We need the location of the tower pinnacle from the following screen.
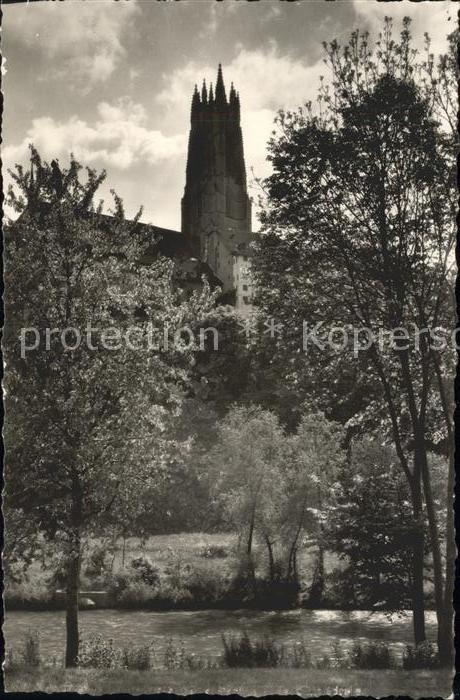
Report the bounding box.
[191,84,200,117]
[215,63,227,105]
[201,79,208,104]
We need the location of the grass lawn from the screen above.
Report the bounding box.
[112,532,340,575]
[5,666,453,697]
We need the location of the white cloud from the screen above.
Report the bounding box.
[5,0,139,88]
[157,46,322,114]
[156,46,325,188]
[3,98,186,173]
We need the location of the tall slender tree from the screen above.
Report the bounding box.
[253,19,456,662]
[4,148,215,665]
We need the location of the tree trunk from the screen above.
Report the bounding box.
[420,439,454,665]
[409,472,426,646]
[66,472,83,668]
[440,446,455,666]
[65,535,81,667]
[245,507,257,596]
[287,496,308,582]
[395,349,427,647]
[264,534,275,581]
[292,548,298,582]
[122,533,127,568]
[431,359,455,666]
[368,345,426,643]
[247,507,255,556]
[308,545,325,607]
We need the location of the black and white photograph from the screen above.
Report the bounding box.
[2,0,457,696]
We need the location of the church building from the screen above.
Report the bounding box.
[181,64,254,312]
[145,65,255,314]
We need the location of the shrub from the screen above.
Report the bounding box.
[348,641,395,669]
[130,557,160,587]
[6,581,55,610]
[163,638,206,670]
[186,562,229,603]
[84,545,110,579]
[228,559,258,601]
[164,552,191,589]
[121,643,153,670]
[107,572,197,608]
[21,630,41,667]
[221,632,284,668]
[107,570,132,599]
[78,634,121,669]
[116,581,156,606]
[201,545,228,559]
[402,641,439,669]
[154,583,194,607]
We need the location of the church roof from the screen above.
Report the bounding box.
[97,213,222,289]
[97,213,189,257]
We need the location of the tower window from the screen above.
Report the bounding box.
[242,284,248,291]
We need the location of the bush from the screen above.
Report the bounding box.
[201,545,228,559]
[121,644,153,670]
[402,641,439,669]
[221,632,284,668]
[163,638,206,670]
[348,641,395,669]
[6,581,55,610]
[130,557,160,587]
[78,634,121,669]
[84,546,110,579]
[116,581,156,606]
[154,583,195,607]
[164,552,191,589]
[186,562,229,603]
[78,634,155,671]
[107,570,132,599]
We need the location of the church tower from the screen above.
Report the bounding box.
[181,65,253,296]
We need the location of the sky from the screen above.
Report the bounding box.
[3,0,455,231]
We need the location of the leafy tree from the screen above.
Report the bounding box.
[325,440,416,609]
[291,413,345,604]
[209,405,285,587]
[253,18,456,661]
[4,147,215,666]
[189,305,254,410]
[259,412,345,595]
[210,405,345,606]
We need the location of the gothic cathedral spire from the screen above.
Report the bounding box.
[181,65,252,290]
[215,63,227,105]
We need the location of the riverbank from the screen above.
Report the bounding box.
[8,532,436,613]
[5,666,453,696]
[4,607,442,675]
[5,532,345,612]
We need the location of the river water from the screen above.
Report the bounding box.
[4,609,439,664]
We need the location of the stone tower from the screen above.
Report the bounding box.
[181,65,252,294]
